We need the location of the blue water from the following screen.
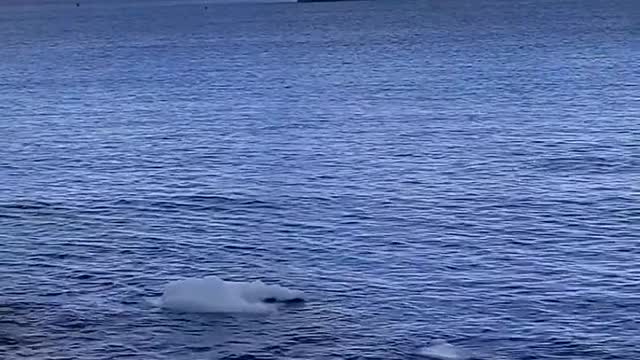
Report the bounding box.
[1,0,638,359]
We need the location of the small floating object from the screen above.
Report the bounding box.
[76,2,80,6]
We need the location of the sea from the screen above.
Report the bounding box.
[0,0,638,359]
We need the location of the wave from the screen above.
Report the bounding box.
[158,276,304,313]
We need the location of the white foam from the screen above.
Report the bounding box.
[418,341,471,360]
[159,276,304,313]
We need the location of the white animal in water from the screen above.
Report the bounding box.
[418,340,472,360]
[159,275,304,313]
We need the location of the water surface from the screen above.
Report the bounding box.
[1,0,638,359]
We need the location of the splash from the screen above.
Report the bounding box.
[159,276,304,313]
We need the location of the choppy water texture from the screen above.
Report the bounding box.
[1,0,639,359]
